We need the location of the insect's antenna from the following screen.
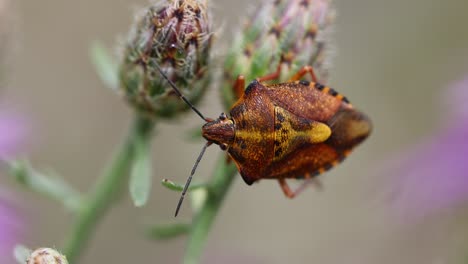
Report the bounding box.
[154,63,208,121]
[175,141,212,217]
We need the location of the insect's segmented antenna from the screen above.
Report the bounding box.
[175,141,212,217]
[154,63,208,121]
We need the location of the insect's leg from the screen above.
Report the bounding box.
[225,153,233,164]
[233,75,246,99]
[256,63,282,83]
[278,177,322,198]
[278,178,295,198]
[303,173,324,190]
[288,65,318,83]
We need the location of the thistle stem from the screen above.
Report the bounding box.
[63,115,154,262]
[183,157,238,264]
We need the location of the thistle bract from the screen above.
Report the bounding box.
[222,0,335,108]
[120,0,213,118]
[27,248,68,264]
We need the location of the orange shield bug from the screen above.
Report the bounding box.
[155,64,371,216]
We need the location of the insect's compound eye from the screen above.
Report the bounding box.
[220,143,228,151]
[219,112,227,120]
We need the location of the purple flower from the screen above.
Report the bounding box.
[0,109,27,159]
[0,108,27,263]
[0,194,23,263]
[388,77,468,219]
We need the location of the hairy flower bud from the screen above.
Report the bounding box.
[26,248,68,264]
[120,0,213,118]
[222,0,335,108]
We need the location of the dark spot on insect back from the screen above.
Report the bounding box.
[329,89,338,97]
[274,140,281,146]
[338,154,347,163]
[277,112,285,122]
[314,83,325,90]
[275,148,283,157]
[311,170,320,177]
[275,123,282,130]
[240,141,247,149]
[299,80,310,86]
[324,163,333,171]
[342,97,350,104]
[241,120,247,128]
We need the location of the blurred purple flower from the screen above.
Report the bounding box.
[0,194,23,263]
[0,109,27,159]
[388,77,468,219]
[0,108,27,263]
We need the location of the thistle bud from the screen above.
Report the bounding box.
[222,0,335,108]
[119,0,213,118]
[26,248,68,264]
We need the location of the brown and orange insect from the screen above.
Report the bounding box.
[155,64,372,216]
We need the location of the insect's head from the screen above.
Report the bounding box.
[202,112,235,150]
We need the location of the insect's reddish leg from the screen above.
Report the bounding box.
[278,178,295,198]
[225,154,233,164]
[233,75,246,99]
[256,64,282,83]
[278,177,322,198]
[288,65,318,83]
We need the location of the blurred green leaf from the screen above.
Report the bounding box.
[90,41,119,90]
[190,188,208,213]
[13,244,31,263]
[129,134,152,207]
[161,179,206,192]
[8,160,82,212]
[147,222,191,240]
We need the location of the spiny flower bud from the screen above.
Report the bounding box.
[222,0,335,108]
[119,0,213,118]
[26,248,68,264]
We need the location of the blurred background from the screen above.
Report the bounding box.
[3,0,468,263]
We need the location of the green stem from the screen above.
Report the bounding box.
[183,157,238,264]
[63,115,154,263]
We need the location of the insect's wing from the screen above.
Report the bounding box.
[264,82,342,122]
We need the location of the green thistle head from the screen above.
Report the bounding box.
[119,0,213,118]
[222,0,335,108]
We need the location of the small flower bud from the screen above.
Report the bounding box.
[26,248,68,264]
[119,0,213,118]
[222,0,335,108]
